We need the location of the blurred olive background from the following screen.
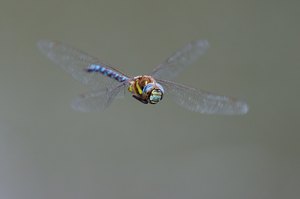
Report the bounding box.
[0,0,299,199]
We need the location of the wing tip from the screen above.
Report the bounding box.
[194,39,210,48]
[37,39,55,54]
[203,99,249,115]
[71,97,89,112]
[235,100,249,115]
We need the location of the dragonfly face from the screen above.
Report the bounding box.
[128,76,164,104]
[142,83,164,104]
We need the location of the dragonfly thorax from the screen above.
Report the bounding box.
[128,75,164,104]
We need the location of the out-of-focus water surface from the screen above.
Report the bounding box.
[0,1,299,199]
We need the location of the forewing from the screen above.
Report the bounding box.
[37,40,129,90]
[158,79,248,115]
[151,40,209,80]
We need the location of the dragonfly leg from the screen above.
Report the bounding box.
[132,95,148,104]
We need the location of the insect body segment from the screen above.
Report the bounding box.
[86,64,128,82]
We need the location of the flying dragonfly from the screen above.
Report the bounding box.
[37,40,248,115]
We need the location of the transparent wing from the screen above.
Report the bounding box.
[71,83,127,112]
[158,79,248,115]
[151,40,209,80]
[37,40,129,90]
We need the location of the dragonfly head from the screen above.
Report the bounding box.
[143,83,164,104]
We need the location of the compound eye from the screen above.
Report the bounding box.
[156,83,164,93]
[142,83,155,94]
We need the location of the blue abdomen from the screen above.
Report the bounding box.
[86,64,128,82]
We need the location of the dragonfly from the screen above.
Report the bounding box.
[37,40,248,115]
